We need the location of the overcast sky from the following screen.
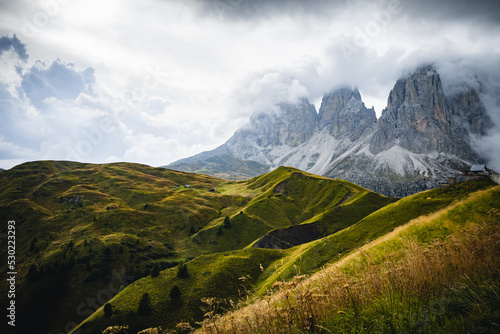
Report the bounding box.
[1,0,500,169]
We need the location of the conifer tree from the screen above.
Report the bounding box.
[151,262,160,277]
[170,285,181,298]
[138,292,152,315]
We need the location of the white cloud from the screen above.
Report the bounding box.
[0,1,499,169]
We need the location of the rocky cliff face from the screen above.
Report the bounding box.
[168,66,492,197]
[224,98,318,164]
[319,87,376,139]
[370,66,471,158]
[236,98,318,148]
[448,85,492,137]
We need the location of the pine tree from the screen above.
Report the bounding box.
[137,292,152,315]
[223,216,231,228]
[29,237,38,252]
[170,285,181,299]
[67,254,76,268]
[104,303,113,318]
[151,262,160,277]
[176,261,189,279]
[27,264,38,282]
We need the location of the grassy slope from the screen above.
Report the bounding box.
[0,162,391,334]
[74,247,284,334]
[197,183,500,334]
[0,161,230,333]
[177,167,394,256]
[253,178,496,293]
[70,166,393,333]
[72,174,496,333]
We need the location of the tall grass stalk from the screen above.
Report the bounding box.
[197,221,500,333]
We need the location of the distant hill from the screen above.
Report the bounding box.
[0,161,394,334]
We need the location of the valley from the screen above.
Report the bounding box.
[0,161,498,333]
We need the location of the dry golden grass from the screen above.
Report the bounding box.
[195,220,500,334]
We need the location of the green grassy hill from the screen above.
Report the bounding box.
[0,161,393,334]
[196,181,500,334]
[71,171,496,333]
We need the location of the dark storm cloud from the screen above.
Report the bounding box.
[0,34,28,61]
[404,0,500,23]
[190,0,500,23]
[190,0,347,20]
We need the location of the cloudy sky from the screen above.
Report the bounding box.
[1,0,500,169]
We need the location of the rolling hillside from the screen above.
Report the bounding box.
[67,173,496,333]
[73,177,498,334]
[195,181,500,334]
[0,161,393,334]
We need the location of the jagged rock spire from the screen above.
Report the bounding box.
[318,87,376,139]
[370,65,472,159]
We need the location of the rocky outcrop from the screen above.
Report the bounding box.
[228,98,317,149]
[319,87,376,139]
[253,223,321,249]
[370,66,472,158]
[448,85,493,137]
[60,195,83,208]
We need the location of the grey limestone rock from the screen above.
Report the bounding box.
[229,98,317,148]
[319,87,377,139]
[168,66,493,197]
[370,65,473,160]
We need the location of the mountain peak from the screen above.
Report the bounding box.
[318,87,376,139]
[370,65,471,158]
[169,66,492,197]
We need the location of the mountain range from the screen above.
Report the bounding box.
[168,65,493,197]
